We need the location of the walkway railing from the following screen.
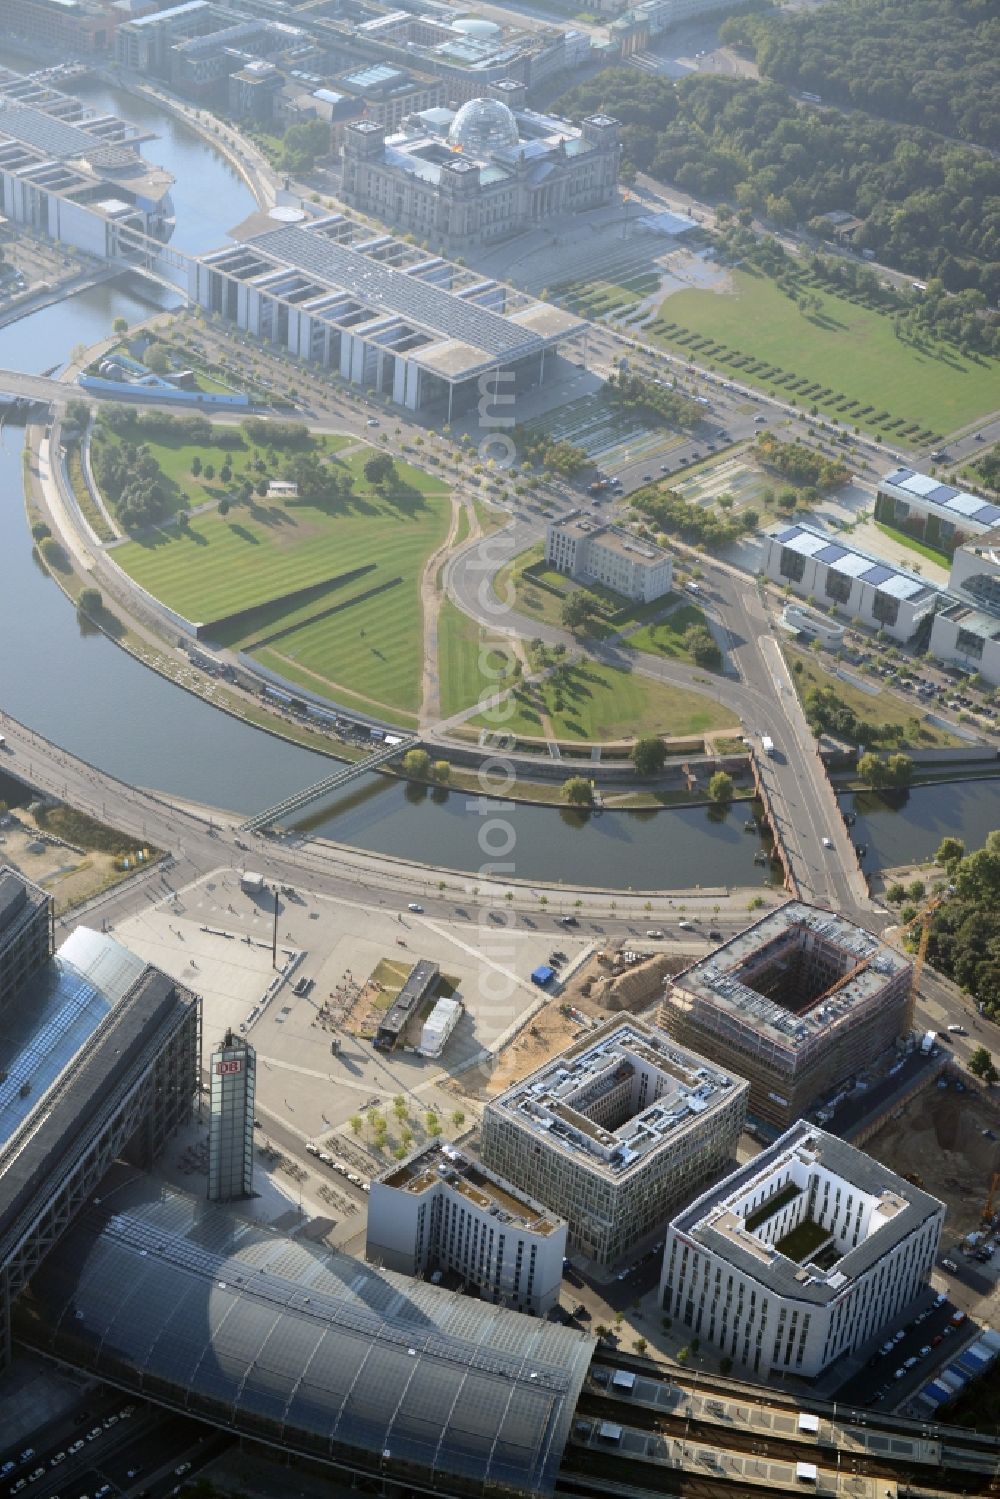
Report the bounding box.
[239,736,420,833]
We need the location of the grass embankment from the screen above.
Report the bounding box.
[473,656,736,742]
[436,598,518,720]
[628,603,717,665]
[649,267,1000,437]
[66,444,114,543]
[110,437,450,719]
[783,645,960,749]
[874,519,952,568]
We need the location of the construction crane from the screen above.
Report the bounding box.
[899,895,944,1037]
[983,1172,1000,1223]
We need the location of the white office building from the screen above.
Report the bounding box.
[366,1142,567,1314]
[761,522,939,642]
[660,1121,944,1380]
[480,1018,747,1267]
[876,467,1000,552]
[928,527,1000,685]
[546,513,673,604]
[0,65,174,257]
[193,208,582,417]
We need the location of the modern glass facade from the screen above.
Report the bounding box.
[208,1033,254,1201]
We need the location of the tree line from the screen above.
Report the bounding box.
[755,433,849,490]
[927,832,1000,1021]
[557,69,1000,299]
[632,484,759,551]
[605,370,703,430]
[720,0,999,151]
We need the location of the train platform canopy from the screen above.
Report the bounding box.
[0,926,146,1148]
[17,1170,596,1498]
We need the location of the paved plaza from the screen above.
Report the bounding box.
[116,868,587,1151]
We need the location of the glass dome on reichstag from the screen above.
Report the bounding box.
[448,97,519,155]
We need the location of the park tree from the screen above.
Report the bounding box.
[190,454,202,476]
[708,771,734,803]
[561,590,599,632]
[144,342,170,375]
[561,776,594,806]
[632,736,667,777]
[203,461,215,482]
[363,452,397,487]
[968,1046,999,1084]
[112,316,128,335]
[77,587,103,615]
[402,748,431,779]
[857,751,913,789]
[432,760,451,784]
[936,836,966,870]
[955,831,1000,905]
[684,623,722,669]
[218,498,230,516]
[66,398,91,428]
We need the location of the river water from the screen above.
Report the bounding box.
[0,57,995,886]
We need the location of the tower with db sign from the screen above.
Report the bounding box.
[208,1030,255,1201]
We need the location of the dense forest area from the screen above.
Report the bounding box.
[720,0,1000,150]
[557,70,1000,297]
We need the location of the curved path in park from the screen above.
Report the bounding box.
[445,517,869,914]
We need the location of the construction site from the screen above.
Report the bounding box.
[865,1079,1000,1247]
[658,903,914,1128]
[456,941,692,1103]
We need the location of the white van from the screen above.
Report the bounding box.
[678,919,695,931]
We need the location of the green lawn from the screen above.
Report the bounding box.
[628,603,714,664]
[650,268,1000,435]
[110,432,450,717]
[874,519,952,568]
[254,580,425,722]
[784,645,960,749]
[437,598,518,720]
[473,659,736,742]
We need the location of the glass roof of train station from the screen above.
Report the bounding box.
[0,928,145,1146]
[19,1171,595,1498]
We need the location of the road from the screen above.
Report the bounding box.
[0,1394,221,1499]
[446,513,867,913]
[0,711,787,932]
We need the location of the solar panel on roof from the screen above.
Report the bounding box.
[247,224,534,356]
[815,544,848,564]
[860,564,893,585]
[0,103,101,159]
[880,573,924,600]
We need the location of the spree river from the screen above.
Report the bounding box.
[0,58,996,886]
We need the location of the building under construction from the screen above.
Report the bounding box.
[658,903,912,1130]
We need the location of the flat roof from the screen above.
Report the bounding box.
[882,468,1000,529]
[377,958,438,1042]
[127,0,210,23]
[488,1018,742,1180]
[667,901,910,1056]
[772,524,934,603]
[0,866,48,942]
[20,1170,594,1497]
[382,1142,564,1235]
[208,218,583,379]
[0,956,197,1260]
[247,223,532,357]
[671,1121,944,1304]
[550,514,670,566]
